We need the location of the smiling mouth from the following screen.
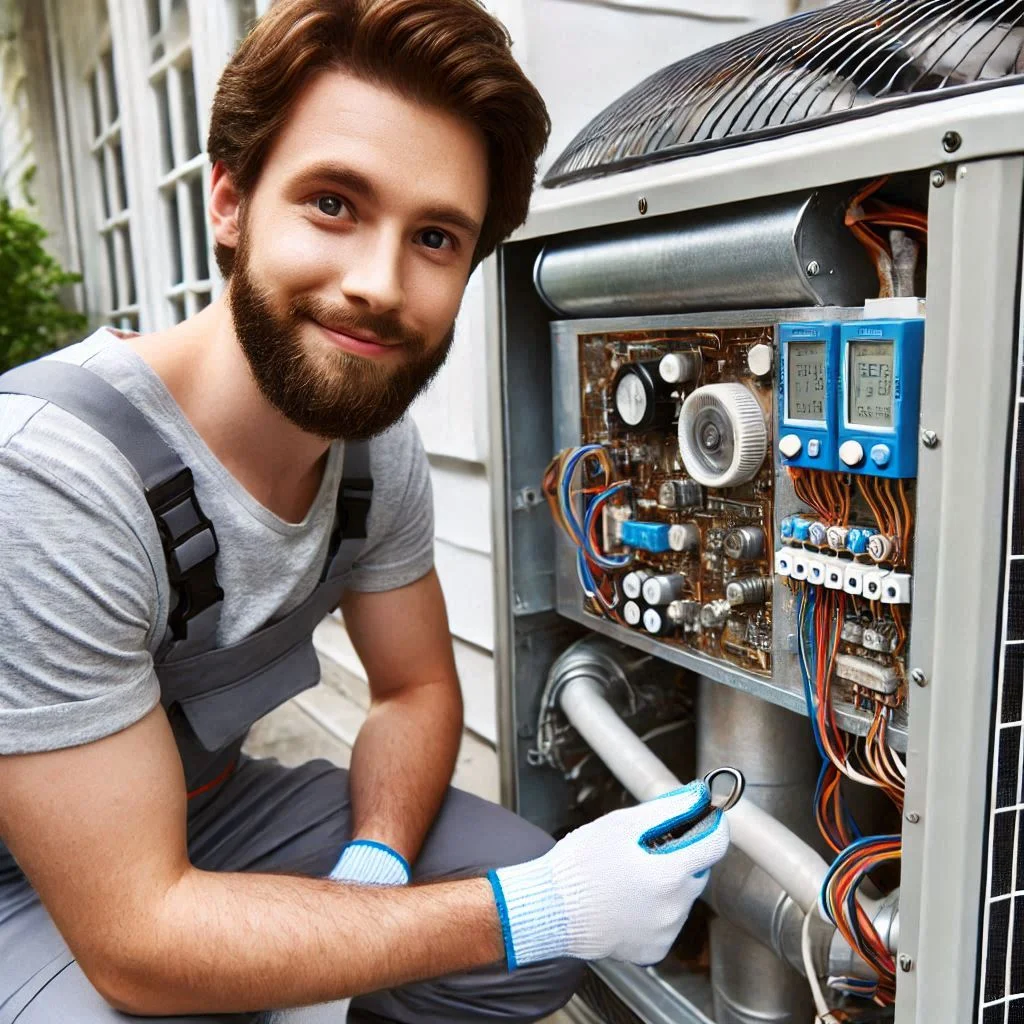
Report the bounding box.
[312,319,404,357]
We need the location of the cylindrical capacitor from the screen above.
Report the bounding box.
[826,524,849,551]
[667,600,702,629]
[657,479,704,509]
[780,515,798,540]
[642,574,688,605]
[867,533,895,563]
[723,526,766,561]
[726,576,772,606]
[791,517,812,543]
[668,523,701,553]
[621,571,651,600]
[623,601,642,626]
[700,599,732,629]
[643,607,672,636]
[808,521,828,548]
[659,351,701,386]
[846,526,879,555]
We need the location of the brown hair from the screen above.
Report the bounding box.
[208,0,550,276]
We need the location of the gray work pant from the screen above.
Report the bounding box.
[0,756,582,1023]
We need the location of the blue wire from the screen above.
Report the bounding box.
[582,482,632,569]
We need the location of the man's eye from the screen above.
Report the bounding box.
[419,228,452,251]
[317,195,346,217]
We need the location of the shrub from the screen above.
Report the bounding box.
[0,196,86,373]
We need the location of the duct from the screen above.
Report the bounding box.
[532,189,877,319]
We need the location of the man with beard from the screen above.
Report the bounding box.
[0,1,730,1022]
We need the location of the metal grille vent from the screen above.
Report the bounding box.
[544,0,1024,188]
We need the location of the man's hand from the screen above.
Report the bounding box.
[489,782,730,969]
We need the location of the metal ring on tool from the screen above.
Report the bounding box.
[703,766,745,812]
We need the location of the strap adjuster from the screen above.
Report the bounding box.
[338,476,374,540]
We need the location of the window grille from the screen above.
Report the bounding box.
[86,37,138,331]
[146,0,211,323]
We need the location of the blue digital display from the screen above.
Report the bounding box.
[778,322,841,472]
[837,318,925,479]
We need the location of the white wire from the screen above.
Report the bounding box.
[802,909,831,1018]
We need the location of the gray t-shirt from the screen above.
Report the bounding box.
[0,328,434,756]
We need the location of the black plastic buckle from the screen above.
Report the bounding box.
[338,477,374,540]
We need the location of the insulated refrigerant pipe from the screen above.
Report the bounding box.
[558,675,829,914]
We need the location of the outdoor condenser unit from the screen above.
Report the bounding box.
[488,2,1024,1023]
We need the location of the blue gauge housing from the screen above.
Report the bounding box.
[778,322,841,472]
[838,319,925,479]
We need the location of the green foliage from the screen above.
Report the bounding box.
[0,196,86,373]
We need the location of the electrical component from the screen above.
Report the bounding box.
[747,343,773,378]
[726,576,772,606]
[774,546,797,577]
[867,532,895,563]
[791,517,812,543]
[846,526,878,555]
[791,553,810,581]
[620,520,672,553]
[843,562,869,596]
[863,569,885,601]
[808,521,828,547]
[612,360,677,431]
[700,599,731,629]
[841,617,865,645]
[879,572,912,605]
[667,599,702,629]
[602,504,633,551]
[658,351,701,386]
[621,570,651,600]
[778,321,841,471]
[863,622,898,654]
[806,556,827,587]
[657,478,703,509]
[642,574,688,605]
[623,601,642,626]
[678,383,768,488]
[668,522,701,553]
[824,560,845,589]
[825,524,849,551]
[835,653,900,695]
[642,607,673,636]
[838,318,925,478]
[723,526,766,561]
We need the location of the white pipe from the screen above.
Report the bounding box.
[559,676,829,913]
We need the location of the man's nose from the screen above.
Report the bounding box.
[339,230,405,314]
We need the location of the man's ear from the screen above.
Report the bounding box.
[210,161,243,252]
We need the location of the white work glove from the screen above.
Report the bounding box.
[267,840,410,1024]
[488,782,729,969]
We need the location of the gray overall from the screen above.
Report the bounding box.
[0,361,581,1023]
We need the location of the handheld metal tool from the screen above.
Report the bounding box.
[642,766,745,850]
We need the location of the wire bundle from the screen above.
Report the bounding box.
[542,445,632,616]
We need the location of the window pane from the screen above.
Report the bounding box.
[155,76,174,172]
[235,0,258,39]
[89,70,102,139]
[189,175,209,280]
[121,226,137,307]
[170,294,186,324]
[181,62,201,161]
[101,50,118,122]
[113,143,128,212]
[122,313,140,333]
[104,231,119,311]
[96,153,111,220]
[195,289,211,311]
[147,0,162,37]
[167,190,183,285]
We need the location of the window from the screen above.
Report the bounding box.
[86,37,138,331]
[146,0,211,322]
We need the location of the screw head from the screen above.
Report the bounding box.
[943,130,962,153]
[911,668,928,687]
[806,260,821,277]
[638,196,648,215]
[906,811,921,824]
[930,169,946,189]
[899,954,914,972]
[921,429,939,449]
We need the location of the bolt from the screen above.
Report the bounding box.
[906,811,921,824]
[942,130,962,153]
[921,429,939,449]
[806,260,821,277]
[911,668,928,687]
[638,196,648,215]
[899,954,914,972]
[930,169,946,189]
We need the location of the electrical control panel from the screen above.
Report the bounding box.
[777,321,840,471]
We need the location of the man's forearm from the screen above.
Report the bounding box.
[347,678,462,862]
[103,869,502,1015]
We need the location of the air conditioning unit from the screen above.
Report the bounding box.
[488,2,1024,1022]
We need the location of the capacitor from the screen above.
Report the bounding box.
[723,526,766,561]
[668,523,701,553]
[746,343,774,378]
[867,533,896,563]
[623,601,642,626]
[612,360,677,431]
[667,600,702,629]
[826,525,849,551]
[726,577,772,606]
[659,351,701,386]
[643,607,672,636]
[780,515,797,540]
[840,618,865,645]
[846,526,879,556]
[700,599,732,629]
[791,517,812,543]
[621,571,651,601]
[658,479,704,510]
[808,521,829,548]
[642,574,688,605]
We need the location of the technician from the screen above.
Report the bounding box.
[0,1,730,1022]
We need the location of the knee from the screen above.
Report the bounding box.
[509,956,586,1021]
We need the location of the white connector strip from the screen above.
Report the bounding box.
[774,546,911,604]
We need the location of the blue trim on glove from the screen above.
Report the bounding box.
[349,839,412,878]
[487,869,518,971]
[329,839,411,885]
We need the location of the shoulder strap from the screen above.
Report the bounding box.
[0,360,224,646]
[322,439,374,583]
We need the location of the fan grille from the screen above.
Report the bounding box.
[544,0,1024,188]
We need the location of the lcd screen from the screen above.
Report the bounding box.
[848,341,894,428]
[787,342,826,422]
